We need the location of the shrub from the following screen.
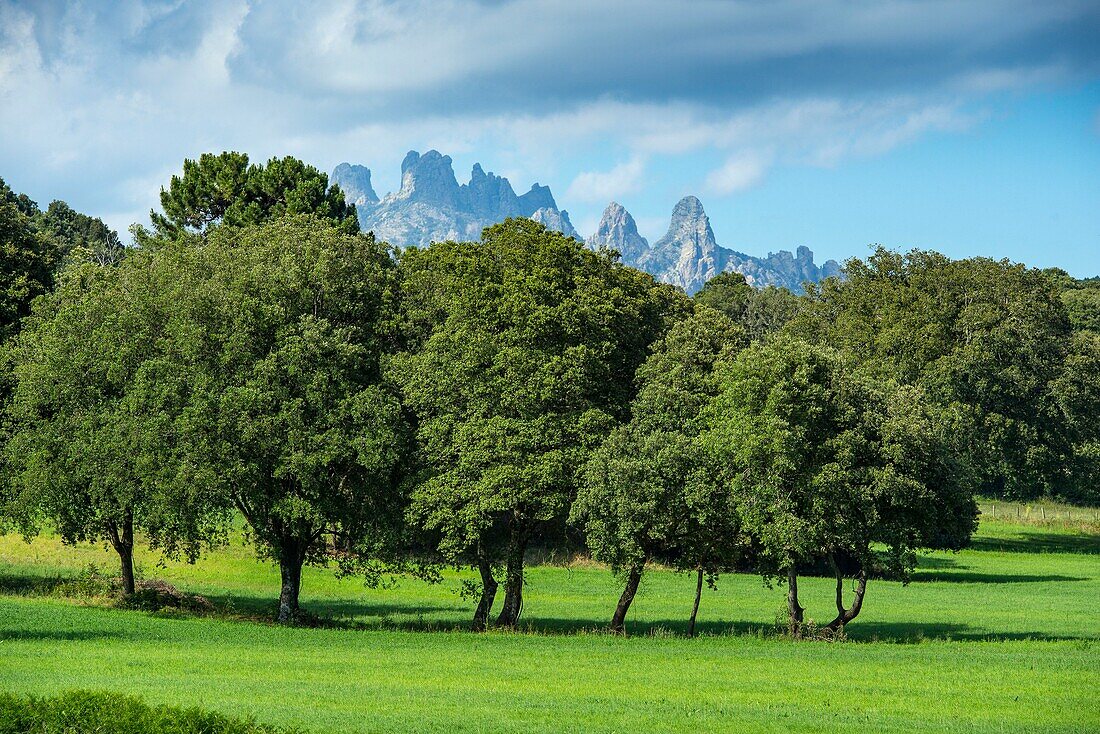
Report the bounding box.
[0,690,304,733]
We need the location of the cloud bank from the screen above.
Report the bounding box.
[0,0,1097,239]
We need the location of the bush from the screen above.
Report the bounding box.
[0,690,304,733]
[116,580,214,614]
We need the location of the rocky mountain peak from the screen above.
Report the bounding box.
[462,163,521,219]
[518,184,557,216]
[344,151,577,247]
[587,201,649,262]
[653,196,719,257]
[397,150,461,207]
[641,196,724,293]
[330,163,378,206]
[530,207,580,239]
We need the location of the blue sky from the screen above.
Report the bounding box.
[1,0,1098,275]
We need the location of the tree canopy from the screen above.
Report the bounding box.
[701,336,976,636]
[155,216,408,622]
[5,255,225,593]
[142,152,359,242]
[574,306,747,634]
[394,218,685,628]
[795,248,1077,501]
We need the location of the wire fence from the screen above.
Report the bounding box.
[977,500,1100,526]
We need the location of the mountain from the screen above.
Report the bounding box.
[334,151,839,293]
[586,201,649,263]
[330,163,378,206]
[597,197,841,294]
[336,151,578,246]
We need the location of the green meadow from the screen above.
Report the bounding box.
[1,516,1098,733]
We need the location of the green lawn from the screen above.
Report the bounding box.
[1,519,1098,733]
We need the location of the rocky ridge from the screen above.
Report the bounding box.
[333,152,840,294]
[596,196,841,294]
[342,150,578,247]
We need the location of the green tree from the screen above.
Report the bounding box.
[394,219,683,629]
[39,200,125,267]
[141,152,358,242]
[694,272,804,342]
[796,248,1075,500]
[5,257,225,594]
[164,216,407,623]
[1061,284,1100,334]
[0,178,57,342]
[702,337,976,637]
[573,307,747,634]
[1051,331,1100,504]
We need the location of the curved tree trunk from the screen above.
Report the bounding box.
[825,554,868,632]
[787,570,804,639]
[688,567,704,638]
[277,538,307,624]
[495,518,528,628]
[610,561,645,635]
[472,556,498,631]
[106,510,136,596]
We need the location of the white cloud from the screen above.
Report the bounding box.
[566,158,646,203]
[706,152,772,195]
[0,0,1090,238]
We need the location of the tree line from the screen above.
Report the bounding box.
[1,153,1097,636]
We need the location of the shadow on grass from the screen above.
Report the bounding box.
[909,571,1088,583]
[970,532,1100,555]
[0,573,110,597]
[0,629,126,642]
[199,591,468,622]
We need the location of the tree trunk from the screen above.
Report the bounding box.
[277,540,307,624]
[495,518,528,628]
[610,561,645,635]
[825,555,868,632]
[787,570,804,639]
[106,510,136,596]
[472,556,498,631]
[688,567,704,638]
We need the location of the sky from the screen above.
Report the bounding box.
[1,0,1098,275]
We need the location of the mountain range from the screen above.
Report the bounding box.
[332,151,840,294]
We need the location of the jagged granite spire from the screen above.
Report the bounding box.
[348,151,577,246]
[530,207,580,239]
[638,195,841,294]
[330,163,378,206]
[462,163,522,219]
[639,196,725,293]
[396,150,462,207]
[518,184,557,216]
[587,201,649,263]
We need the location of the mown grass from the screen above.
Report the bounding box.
[1,517,1097,733]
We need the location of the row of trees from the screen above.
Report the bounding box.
[1,153,1096,636]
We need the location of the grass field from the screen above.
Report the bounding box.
[1,514,1098,733]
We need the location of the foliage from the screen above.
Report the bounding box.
[0,690,302,734]
[393,218,685,626]
[4,253,227,593]
[142,152,359,242]
[0,177,57,342]
[573,307,747,631]
[157,215,409,622]
[38,199,126,267]
[693,272,803,341]
[1061,282,1100,333]
[701,336,977,633]
[796,247,1077,501]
